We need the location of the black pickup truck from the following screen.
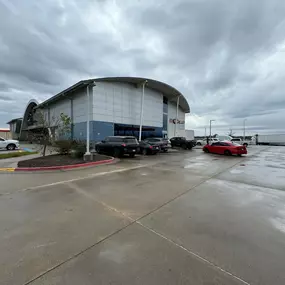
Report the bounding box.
[95,136,139,157]
[170,137,196,150]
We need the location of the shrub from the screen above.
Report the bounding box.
[54,140,75,155]
[71,141,86,158]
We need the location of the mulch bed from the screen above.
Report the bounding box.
[18,154,111,168]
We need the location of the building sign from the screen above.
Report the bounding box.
[169,119,185,124]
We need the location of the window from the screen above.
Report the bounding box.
[163,114,168,131]
[109,137,123,142]
[211,142,221,146]
[124,138,138,144]
[0,137,5,141]
[231,138,240,142]
[220,142,231,146]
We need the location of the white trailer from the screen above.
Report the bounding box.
[257,134,285,146]
[185,129,195,140]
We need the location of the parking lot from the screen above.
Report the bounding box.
[1,145,285,285]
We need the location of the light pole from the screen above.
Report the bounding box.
[209,120,215,139]
[84,82,96,161]
[139,80,148,141]
[174,95,181,137]
[243,119,247,141]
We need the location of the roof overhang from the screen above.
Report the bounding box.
[36,77,190,113]
[6,118,22,124]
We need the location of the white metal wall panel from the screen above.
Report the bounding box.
[73,90,88,123]
[93,82,163,127]
[48,99,72,126]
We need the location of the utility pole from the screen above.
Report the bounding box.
[209,120,215,139]
[243,119,247,141]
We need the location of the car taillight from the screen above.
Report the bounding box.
[149,145,153,149]
[121,143,126,147]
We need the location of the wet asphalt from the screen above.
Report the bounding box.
[0,145,285,285]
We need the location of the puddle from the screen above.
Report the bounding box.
[230,169,244,174]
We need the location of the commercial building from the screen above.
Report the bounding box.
[6,118,22,140]
[8,77,190,143]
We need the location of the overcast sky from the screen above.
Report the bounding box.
[1,0,285,135]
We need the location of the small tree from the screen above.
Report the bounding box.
[227,129,235,137]
[28,110,72,156]
[58,113,72,140]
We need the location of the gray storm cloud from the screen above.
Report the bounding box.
[0,0,285,135]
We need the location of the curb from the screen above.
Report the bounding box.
[1,157,115,172]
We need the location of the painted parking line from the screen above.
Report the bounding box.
[0,168,15,172]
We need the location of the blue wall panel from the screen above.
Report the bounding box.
[73,121,87,141]
[73,120,163,142]
[73,120,114,142]
[91,121,114,142]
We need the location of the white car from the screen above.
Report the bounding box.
[230,138,251,147]
[196,138,219,146]
[0,137,20,150]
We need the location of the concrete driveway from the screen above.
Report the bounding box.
[0,146,285,285]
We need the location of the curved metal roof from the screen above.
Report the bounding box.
[36,77,190,113]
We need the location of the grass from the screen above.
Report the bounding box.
[0,151,38,160]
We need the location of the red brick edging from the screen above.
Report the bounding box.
[14,157,115,171]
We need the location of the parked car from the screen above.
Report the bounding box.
[144,137,170,152]
[196,138,219,146]
[95,136,139,157]
[230,138,249,147]
[139,141,160,155]
[203,141,247,156]
[0,137,20,150]
[170,137,195,149]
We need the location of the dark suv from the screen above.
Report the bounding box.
[95,136,139,157]
[170,137,195,149]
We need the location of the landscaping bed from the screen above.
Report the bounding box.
[18,154,111,168]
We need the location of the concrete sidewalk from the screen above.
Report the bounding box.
[0,153,41,168]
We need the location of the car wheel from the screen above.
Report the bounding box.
[163,149,168,153]
[113,148,121,158]
[129,153,135,158]
[142,149,147,156]
[243,143,248,147]
[197,142,202,146]
[237,154,242,157]
[203,148,209,153]
[224,150,232,156]
[182,144,187,150]
[7,144,16,151]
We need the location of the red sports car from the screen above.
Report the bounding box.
[203,141,247,156]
